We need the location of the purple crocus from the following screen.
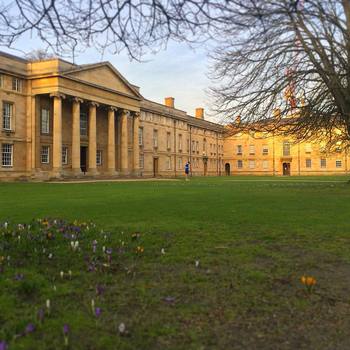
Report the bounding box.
[0,341,7,350]
[63,324,70,336]
[96,284,105,296]
[25,323,36,334]
[14,273,24,281]
[95,307,102,318]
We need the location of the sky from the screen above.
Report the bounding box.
[1,36,216,121]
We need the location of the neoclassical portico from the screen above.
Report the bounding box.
[43,91,140,178]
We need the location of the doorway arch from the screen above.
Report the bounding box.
[225,163,231,176]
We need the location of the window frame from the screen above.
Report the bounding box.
[2,143,13,167]
[2,101,14,131]
[96,150,102,166]
[62,146,68,165]
[41,108,50,134]
[41,145,50,164]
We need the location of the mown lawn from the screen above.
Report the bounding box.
[0,176,350,349]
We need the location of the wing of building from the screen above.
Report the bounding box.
[0,51,348,181]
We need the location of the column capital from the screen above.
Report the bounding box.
[72,97,84,104]
[88,101,99,108]
[132,111,141,118]
[108,106,118,112]
[50,92,66,99]
[119,109,131,117]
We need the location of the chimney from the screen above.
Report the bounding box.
[164,97,175,108]
[195,108,204,119]
[235,115,241,124]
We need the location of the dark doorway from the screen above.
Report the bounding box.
[80,146,87,173]
[225,163,231,176]
[153,158,159,177]
[283,162,291,176]
[204,161,208,176]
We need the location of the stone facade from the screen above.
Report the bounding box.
[1,51,349,181]
[0,51,224,181]
[223,129,350,176]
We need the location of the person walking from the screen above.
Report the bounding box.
[184,161,190,181]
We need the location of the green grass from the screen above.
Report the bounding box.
[1,176,350,349]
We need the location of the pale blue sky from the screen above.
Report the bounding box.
[2,36,215,120]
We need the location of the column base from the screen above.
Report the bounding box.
[132,170,141,176]
[71,168,83,177]
[121,169,130,176]
[87,168,98,176]
[50,168,63,179]
[107,169,119,176]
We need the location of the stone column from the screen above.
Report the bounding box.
[88,102,99,174]
[72,97,83,175]
[133,112,140,175]
[107,107,117,174]
[120,109,129,174]
[51,93,65,176]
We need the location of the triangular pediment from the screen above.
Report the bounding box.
[63,63,141,99]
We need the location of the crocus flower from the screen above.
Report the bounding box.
[195,260,200,268]
[118,323,126,334]
[60,271,64,279]
[161,248,165,255]
[95,307,102,318]
[91,299,95,314]
[96,284,105,296]
[25,323,35,334]
[63,324,70,346]
[68,270,72,279]
[0,341,7,350]
[46,299,51,315]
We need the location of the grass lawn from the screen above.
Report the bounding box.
[1,176,350,349]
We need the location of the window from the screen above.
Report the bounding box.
[237,145,242,155]
[12,77,22,92]
[166,156,171,170]
[305,143,312,154]
[2,144,13,166]
[336,160,342,168]
[2,102,13,130]
[237,160,243,168]
[138,127,143,146]
[139,154,144,169]
[262,145,269,155]
[249,160,255,169]
[178,134,183,151]
[283,141,290,156]
[62,147,68,165]
[203,138,206,152]
[41,109,50,134]
[167,132,171,150]
[80,112,88,136]
[262,160,269,169]
[196,141,199,153]
[0,74,3,88]
[41,146,49,164]
[178,157,183,169]
[96,150,102,166]
[187,139,189,153]
[153,129,158,148]
[249,144,255,155]
[320,158,327,168]
[306,159,312,168]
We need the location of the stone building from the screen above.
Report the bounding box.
[223,122,350,176]
[0,51,224,180]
